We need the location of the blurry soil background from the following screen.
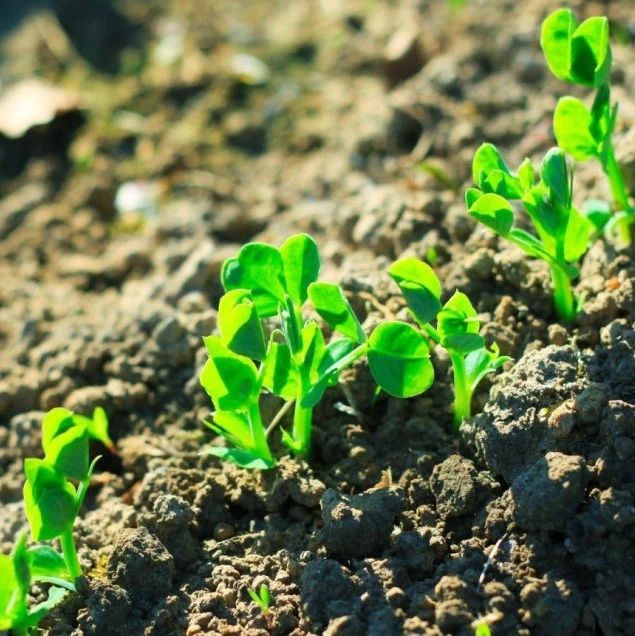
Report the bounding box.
[1,0,634,634]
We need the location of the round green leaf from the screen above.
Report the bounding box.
[468,193,514,236]
[218,289,266,361]
[388,257,442,325]
[553,97,597,161]
[541,8,575,82]
[308,282,365,343]
[23,459,77,542]
[368,322,433,398]
[280,234,320,305]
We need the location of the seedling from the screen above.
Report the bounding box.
[247,584,272,617]
[386,257,509,426]
[466,144,593,321]
[0,534,69,635]
[23,407,110,581]
[200,233,437,466]
[541,8,633,242]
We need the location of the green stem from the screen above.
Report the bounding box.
[450,353,471,429]
[60,527,83,581]
[248,402,273,464]
[550,263,576,322]
[292,371,313,459]
[603,143,632,213]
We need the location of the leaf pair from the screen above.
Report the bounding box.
[541,8,611,88]
[0,534,69,632]
[385,257,508,424]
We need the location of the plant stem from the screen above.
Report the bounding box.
[550,263,576,322]
[450,352,471,429]
[60,527,83,581]
[292,374,313,459]
[248,402,273,464]
[603,143,632,213]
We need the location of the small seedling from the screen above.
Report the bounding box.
[200,233,438,466]
[474,620,493,636]
[23,407,110,581]
[386,257,509,426]
[0,533,70,635]
[247,584,271,616]
[466,143,593,321]
[541,8,633,242]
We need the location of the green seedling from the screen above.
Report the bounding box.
[0,533,70,635]
[541,8,633,242]
[247,584,271,616]
[386,257,509,427]
[467,143,593,321]
[200,233,436,466]
[474,620,493,636]
[23,407,110,581]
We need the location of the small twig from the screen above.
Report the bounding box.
[478,533,509,587]
[265,400,294,438]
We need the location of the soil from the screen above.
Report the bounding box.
[0,0,634,635]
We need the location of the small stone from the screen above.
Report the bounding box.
[548,323,569,346]
[213,522,235,541]
[547,401,576,438]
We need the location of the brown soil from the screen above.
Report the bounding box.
[0,1,634,635]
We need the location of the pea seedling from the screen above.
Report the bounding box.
[0,534,69,635]
[247,584,272,617]
[200,233,438,466]
[386,257,509,426]
[467,144,593,321]
[23,407,111,581]
[541,8,633,242]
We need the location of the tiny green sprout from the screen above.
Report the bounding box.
[474,620,493,636]
[247,583,271,616]
[385,257,509,427]
[467,143,593,321]
[0,533,69,635]
[541,8,633,242]
[24,407,110,581]
[200,233,370,466]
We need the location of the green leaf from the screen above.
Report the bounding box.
[464,187,483,208]
[571,16,611,87]
[540,147,571,212]
[308,282,365,343]
[299,322,325,382]
[442,332,485,354]
[318,338,356,377]
[472,143,521,198]
[23,459,77,542]
[27,546,69,582]
[465,342,510,394]
[468,193,514,236]
[367,322,433,398]
[200,336,260,411]
[388,257,442,324]
[204,447,275,469]
[564,207,592,262]
[24,586,67,629]
[41,408,76,449]
[582,198,611,231]
[87,407,113,450]
[221,243,286,317]
[218,289,266,361]
[553,97,597,162]
[0,552,19,629]
[12,534,30,597]
[262,338,298,400]
[437,291,479,342]
[43,422,89,482]
[204,410,254,450]
[517,158,535,192]
[280,234,320,305]
[541,8,575,82]
[279,295,302,354]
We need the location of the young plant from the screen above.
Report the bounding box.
[23,407,110,581]
[247,584,271,617]
[200,233,436,467]
[541,8,633,242]
[386,257,509,427]
[0,533,70,635]
[466,143,593,321]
